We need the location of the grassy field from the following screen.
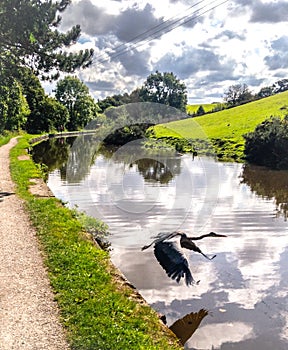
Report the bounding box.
[9,135,182,350]
[186,103,221,115]
[152,91,288,161]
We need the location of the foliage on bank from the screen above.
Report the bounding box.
[244,115,288,169]
[9,135,182,350]
[0,131,18,147]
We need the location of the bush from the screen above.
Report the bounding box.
[244,115,288,169]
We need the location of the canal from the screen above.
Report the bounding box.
[32,135,288,350]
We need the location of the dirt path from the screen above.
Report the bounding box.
[0,138,70,350]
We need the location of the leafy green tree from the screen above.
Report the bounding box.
[0,75,30,132]
[16,69,69,132]
[256,86,274,99]
[97,95,124,114]
[224,84,253,106]
[139,71,187,112]
[41,96,69,132]
[0,0,94,80]
[128,88,143,103]
[103,123,153,146]
[196,105,205,116]
[55,76,99,130]
[97,89,143,113]
[244,115,288,169]
[18,69,49,132]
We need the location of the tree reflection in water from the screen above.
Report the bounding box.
[32,137,75,177]
[133,158,178,184]
[32,137,183,186]
[241,164,288,220]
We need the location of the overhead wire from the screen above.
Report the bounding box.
[91,0,230,67]
[91,0,206,63]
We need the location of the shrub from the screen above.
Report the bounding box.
[244,115,288,169]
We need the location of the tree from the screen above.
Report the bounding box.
[224,84,253,106]
[97,95,126,114]
[139,71,187,112]
[41,96,69,132]
[97,89,143,113]
[272,79,288,94]
[0,75,30,132]
[256,86,274,99]
[0,0,94,80]
[55,76,99,130]
[196,105,205,116]
[15,69,69,132]
[18,69,50,132]
[244,115,288,169]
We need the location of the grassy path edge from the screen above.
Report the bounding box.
[9,135,182,350]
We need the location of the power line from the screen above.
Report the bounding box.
[91,0,230,67]
[91,0,206,64]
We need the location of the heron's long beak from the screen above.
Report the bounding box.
[210,232,227,237]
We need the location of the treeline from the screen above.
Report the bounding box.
[223,79,288,107]
[190,79,288,117]
[97,78,288,119]
[0,69,102,134]
[97,71,187,114]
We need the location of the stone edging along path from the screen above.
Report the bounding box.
[0,138,70,350]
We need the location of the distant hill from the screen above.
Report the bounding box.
[186,103,221,115]
[151,90,288,161]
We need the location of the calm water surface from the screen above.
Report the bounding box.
[33,137,288,350]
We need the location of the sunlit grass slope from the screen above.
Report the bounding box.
[186,103,220,114]
[153,91,288,160]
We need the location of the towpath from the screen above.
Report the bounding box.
[0,138,69,350]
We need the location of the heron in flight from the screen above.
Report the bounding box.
[141,231,227,286]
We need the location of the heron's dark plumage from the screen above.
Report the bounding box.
[142,230,226,285]
[154,241,195,286]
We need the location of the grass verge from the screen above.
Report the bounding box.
[0,131,19,147]
[9,135,182,350]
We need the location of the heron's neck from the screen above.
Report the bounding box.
[191,233,212,240]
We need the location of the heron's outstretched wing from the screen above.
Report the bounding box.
[141,231,179,250]
[154,241,196,286]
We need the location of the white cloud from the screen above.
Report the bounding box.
[55,0,288,103]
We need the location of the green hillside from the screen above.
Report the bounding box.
[186,103,221,115]
[151,91,288,161]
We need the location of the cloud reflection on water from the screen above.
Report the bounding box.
[47,152,288,349]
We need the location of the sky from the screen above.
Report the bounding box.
[57,0,288,104]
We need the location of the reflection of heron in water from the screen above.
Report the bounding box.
[169,308,209,345]
[141,231,227,285]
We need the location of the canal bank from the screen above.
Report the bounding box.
[0,137,69,350]
[4,135,182,349]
